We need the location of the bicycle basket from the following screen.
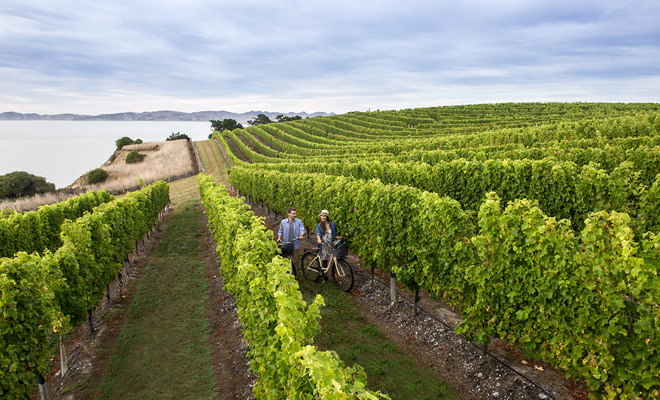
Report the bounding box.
[333,241,348,258]
[279,242,294,257]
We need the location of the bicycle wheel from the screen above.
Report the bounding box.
[332,259,354,292]
[301,252,321,282]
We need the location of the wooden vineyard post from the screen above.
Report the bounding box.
[118,271,123,298]
[390,272,396,306]
[60,332,68,377]
[37,374,48,400]
[88,312,94,332]
[124,254,131,274]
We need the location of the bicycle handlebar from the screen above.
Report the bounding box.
[321,237,343,243]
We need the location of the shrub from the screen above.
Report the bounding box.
[166,131,191,141]
[125,150,146,164]
[115,136,135,150]
[0,171,55,199]
[134,138,143,144]
[87,168,109,184]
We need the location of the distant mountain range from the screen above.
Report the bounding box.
[0,110,334,124]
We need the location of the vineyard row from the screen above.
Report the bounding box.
[228,166,660,398]
[0,181,170,399]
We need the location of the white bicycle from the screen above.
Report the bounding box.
[300,239,354,292]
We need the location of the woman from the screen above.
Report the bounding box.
[316,209,338,274]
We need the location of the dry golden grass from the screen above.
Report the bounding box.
[123,143,160,151]
[1,140,196,213]
[0,190,85,212]
[71,139,195,193]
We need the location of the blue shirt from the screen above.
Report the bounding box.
[316,221,337,246]
[278,218,306,249]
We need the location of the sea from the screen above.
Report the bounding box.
[0,121,213,189]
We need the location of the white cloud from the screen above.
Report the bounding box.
[1,0,658,114]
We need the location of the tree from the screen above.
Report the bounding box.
[166,132,191,141]
[0,171,55,199]
[247,113,272,126]
[210,119,243,133]
[275,114,303,123]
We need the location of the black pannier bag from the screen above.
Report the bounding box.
[279,242,294,257]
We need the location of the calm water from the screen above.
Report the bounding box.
[0,121,213,188]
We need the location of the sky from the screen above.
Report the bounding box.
[1,0,659,115]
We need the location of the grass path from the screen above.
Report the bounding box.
[166,140,228,207]
[96,199,216,399]
[298,276,460,399]
[195,140,229,184]
[95,142,230,399]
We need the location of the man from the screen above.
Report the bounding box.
[277,207,306,273]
